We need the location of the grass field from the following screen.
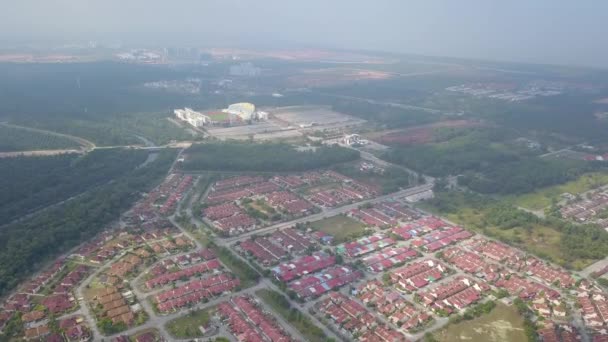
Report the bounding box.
[434,303,526,342]
[206,111,231,121]
[508,172,608,210]
[166,307,215,338]
[310,215,367,243]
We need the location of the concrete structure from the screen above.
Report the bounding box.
[174,108,209,128]
[343,134,368,146]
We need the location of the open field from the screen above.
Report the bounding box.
[286,68,393,87]
[434,303,527,342]
[310,215,367,243]
[437,206,591,269]
[508,172,608,210]
[166,307,215,339]
[269,105,366,128]
[419,191,597,270]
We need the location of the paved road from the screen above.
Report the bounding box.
[358,149,436,184]
[219,183,434,245]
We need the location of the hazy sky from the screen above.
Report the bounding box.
[3,0,607,68]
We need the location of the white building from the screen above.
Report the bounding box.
[229,62,261,77]
[174,108,209,128]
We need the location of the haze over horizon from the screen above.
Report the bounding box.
[2,0,608,68]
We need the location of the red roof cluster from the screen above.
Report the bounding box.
[272,252,336,282]
[318,292,407,341]
[155,273,240,313]
[390,259,447,291]
[361,246,419,272]
[204,203,243,221]
[410,225,473,252]
[146,259,221,289]
[289,265,362,298]
[495,274,560,301]
[356,280,432,332]
[266,191,314,215]
[418,276,490,312]
[218,295,293,342]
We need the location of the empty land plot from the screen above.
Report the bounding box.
[508,172,608,210]
[270,106,365,127]
[310,215,367,243]
[434,303,526,342]
[166,307,215,339]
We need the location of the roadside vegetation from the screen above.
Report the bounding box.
[209,242,260,288]
[181,142,360,172]
[0,149,178,296]
[256,289,328,342]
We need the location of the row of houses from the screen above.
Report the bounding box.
[356,280,432,332]
[389,259,449,292]
[218,295,293,342]
[289,265,362,299]
[361,246,419,273]
[90,286,138,327]
[317,292,406,342]
[154,273,240,313]
[238,228,317,266]
[336,233,395,258]
[409,225,474,253]
[271,252,336,282]
[561,191,608,222]
[145,258,222,289]
[417,276,490,313]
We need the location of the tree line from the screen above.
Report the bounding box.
[0,149,177,296]
[181,142,360,172]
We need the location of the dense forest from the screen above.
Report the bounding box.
[0,149,149,224]
[0,62,225,146]
[181,142,360,172]
[381,128,521,177]
[0,149,177,296]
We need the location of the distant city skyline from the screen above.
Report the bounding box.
[2,0,608,69]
